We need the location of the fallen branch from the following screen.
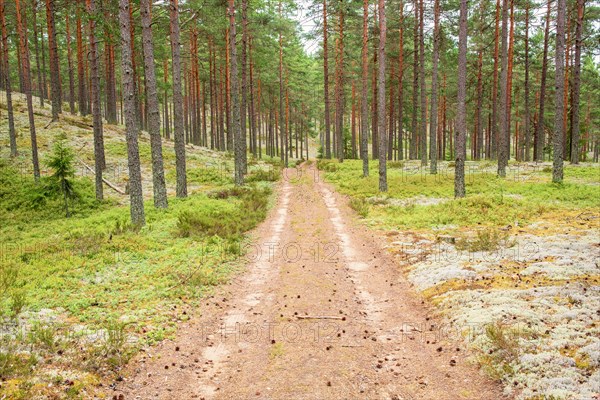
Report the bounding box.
[78,159,126,195]
[295,315,345,320]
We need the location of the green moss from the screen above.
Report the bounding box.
[319,160,599,230]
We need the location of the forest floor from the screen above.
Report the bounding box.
[113,162,504,400]
[318,159,600,400]
[2,93,599,399]
[0,93,283,399]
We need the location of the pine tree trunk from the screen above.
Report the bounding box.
[552,0,566,183]
[119,0,145,226]
[241,0,248,172]
[65,12,76,114]
[45,0,62,120]
[105,41,117,124]
[535,0,551,162]
[334,0,344,161]
[523,3,531,161]
[505,0,514,161]
[32,1,43,107]
[16,0,40,179]
[229,0,244,185]
[170,0,187,197]
[570,0,583,164]
[87,0,104,199]
[377,0,387,192]
[490,0,500,159]
[563,15,571,160]
[360,0,369,176]
[410,0,418,160]
[497,0,509,177]
[76,0,87,115]
[455,0,467,198]
[475,48,483,160]
[0,0,16,157]
[351,83,357,159]
[323,0,331,159]
[429,0,440,173]
[140,0,168,208]
[397,0,404,161]
[418,0,427,166]
[249,38,257,157]
[279,0,286,166]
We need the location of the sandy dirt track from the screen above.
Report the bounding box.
[113,163,505,400]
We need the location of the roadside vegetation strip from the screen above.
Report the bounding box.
[318,158,600,400]
[0,156,281,399]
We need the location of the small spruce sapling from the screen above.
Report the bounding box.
[46,134,76,217]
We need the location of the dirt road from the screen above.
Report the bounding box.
[114,164,505,399]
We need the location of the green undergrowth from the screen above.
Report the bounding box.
[0,155,277,397]
[318,159,600,230]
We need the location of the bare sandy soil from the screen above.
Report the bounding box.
[111,163,505,400]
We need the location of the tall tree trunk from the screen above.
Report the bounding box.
[351,82,357,159]
[105,40,117,124]
[119,0,145,226]
[334,0,345,161]
[225,29,232,151]
[397,0,404,161]
[76,0,87,115]
[249,37,257,157]
[45,0,61,120]
[410,0,418,160]
[418,0,427,166]
[523,2,531,161]
[371,5,378,160]
[570,0,583,164]
[0,0,16,157]
[505,0,515,160]
[65,12,76,114]
[377,0,387,192]
[140,0,168,208]
[241,0,248,172]
[497,0,509,177]
[360,0,369,176]
[562,14,571,160]
[535,0,551,162]
[429,0,440,173]
[455,0,467,198]
[475,48,483,160]
[323,0,331,159]
[32,0,43,107]
[552,0,566,183]
[170,0,187,197]
[490,0,500,159]
[387,65,394,160]
[229,0,243,185]
[87,0,104,198]
[16,0,40,179]
[279,0,287,166]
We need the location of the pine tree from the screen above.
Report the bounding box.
[15,0,41,180]
[140,0,168,208]
[497,0,509,177]
[229,0,243,185]
[377,0,387,192]
[429,0,440,173]
[570,0,584,164]
[360,0,368,177]
[87,0,104,200]
[455,0,468,198]
[0,0,17,157]
[552,0,566,183]
[119,0,145,226]
[170,0,187,197]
